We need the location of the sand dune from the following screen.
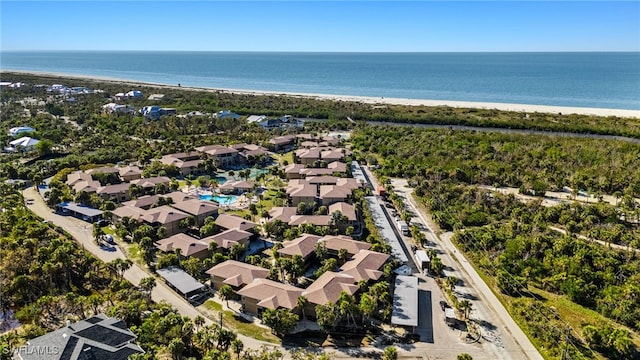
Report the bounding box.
[5,70,640,118]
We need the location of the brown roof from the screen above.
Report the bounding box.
[327,161,348,172]
[319,185,351,200]
[288,215,333,226]
[269,135,296,145]
[142,205,189,225]
[303,272,358,305]
[155,233,208,257]
[73,180,101,193]
[286,182,317,198]
[164,191,198,203]
[215,213,257,231]
[131,176,171,188]
[118,165,142,177]
[296,147,322,160]
[321,148,351,161]
[123,195,162,209]
[111,205,147,221]
[328,202,357,221]
[237,279,303,310]
[66,171,93,186]
[278,234,322,258]
[205,260,269,287]
[339,250,390,283]
[319,235,371,256]
[306,176,339,185]
[195,144,238,156]
[268,207,298,223]
[219,180,255,191]
[170,199,219,216]
[300,141,320,148]
[284,164,305,174]
[201,228,253,249]
[96,183,131,195]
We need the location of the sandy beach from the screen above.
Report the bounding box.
[4,70,640,118]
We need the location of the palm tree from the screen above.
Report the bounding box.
[297,296,308,321]
[194,315,205,332]
[231,338,244,359]
[139,276,156,303]
[218,285,234,308]
[458,299,472,320]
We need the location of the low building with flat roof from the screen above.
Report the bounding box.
[156,266,206,298]
[391,275,418,330]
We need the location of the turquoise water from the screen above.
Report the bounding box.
[199,194,238,205]
[2,51,639,110]
[214,176,227,185]
[219,168,268,180]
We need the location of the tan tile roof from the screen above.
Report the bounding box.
[237,279,303,310]
[319,185,351,200]
[164,191,198,204]
[123,195,161,209]
[286,182,317,198]
[195,144,238,156]
[327,161,348,172]
[142,205,189,225]
[328,202,357,221]
[118,165,142,177]
[278,234,322,258]
[170,199,219,216]
[66,171,93,186]
[200,228,253,249]
[72,180,101,193]
[269,135,296,145]
[155,233,208,257]
[215,214,257,231]
[288,215,333,226]
[302,272,358,305]
[284,164,306,174]
[268,207,298,223]
[339,250,390,282]
[131,176,171,188]
[96,183,131,195]
[205,260,269,287]
[306,176,340,185]
[112,205,147,221]
[319,235,371,256]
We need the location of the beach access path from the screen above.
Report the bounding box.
[380,175,544,360]
[22,187,271,353]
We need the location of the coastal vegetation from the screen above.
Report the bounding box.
[351,125,640,359]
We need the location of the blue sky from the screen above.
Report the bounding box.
[1,1,639,52]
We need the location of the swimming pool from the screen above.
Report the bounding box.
[199,194,238,205]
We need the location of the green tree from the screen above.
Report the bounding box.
[457,354,473,360]
[382,346,398,360]
[218,284,234,307]
[261,308,299,337]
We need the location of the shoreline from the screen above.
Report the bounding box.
[4,69,640,118]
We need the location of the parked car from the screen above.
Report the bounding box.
[440,300,450,311]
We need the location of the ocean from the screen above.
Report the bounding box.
[1,51,639,110]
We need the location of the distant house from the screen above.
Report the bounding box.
[236,278,304,316]
[148,94,165,101]
[155,233,209,259]
[296,147,352,165]
[72,180,101,194]
[170,199,219,226]
[214,213,257,232]
[206,260,269,291]
[8,126,35,137]
[119,165,143,182]
[328,202,358,228]
[288,215,332,227]
[213,110,241,120]
[130,176,171,193]
[140,106,175,120]
[194,145,239,167]
[15,313,144,360]
[284,164,306,179]
[218,180,255,195]
[96,183,132,203]
[159,152,204,177]
[318,234,370,257]
[8,136,39,151]
[102,103,136,114]
[200,228,253,251]
[111,205,147,223]
[267,207,298,223]
[286,180,317,206]
[269,135,296,152]
[141,205,190,237]
[277,234,322,261]
[126,90,143,98]
[299,161,348,178]
[339,249,390,283]
[246,115,267,124]
[302,272,358,319]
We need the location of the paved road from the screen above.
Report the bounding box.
[549,226,639,254]
[22,187,271,352]
[383,177,544,360]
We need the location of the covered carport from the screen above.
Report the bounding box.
[56,202,102,223]
[391,275,418,332]
[156,266,206,299]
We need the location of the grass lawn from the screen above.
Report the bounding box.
[273,151,294,166]
[202,300,281,344]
